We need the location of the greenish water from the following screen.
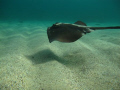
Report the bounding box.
[0,0,120,23]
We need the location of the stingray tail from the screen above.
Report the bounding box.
[89,26,120,30]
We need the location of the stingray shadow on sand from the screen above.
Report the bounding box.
[25,49,85,67]
[26,49,66,64]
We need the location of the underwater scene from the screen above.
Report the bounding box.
[0,0,120,90]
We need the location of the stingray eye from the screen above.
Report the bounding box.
[53,24,57,26]
[52,24,59,28]
[53,23,61,26]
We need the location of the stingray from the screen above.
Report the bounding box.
[47,21,120,43]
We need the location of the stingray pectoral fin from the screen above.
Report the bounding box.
[89,26,120,30]
[56,30,83,43]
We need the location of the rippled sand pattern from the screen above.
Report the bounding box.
[0,21,120,90]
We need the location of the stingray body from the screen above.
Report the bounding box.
[47,21,120,43]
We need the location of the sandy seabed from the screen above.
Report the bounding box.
[0,20,120,90]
